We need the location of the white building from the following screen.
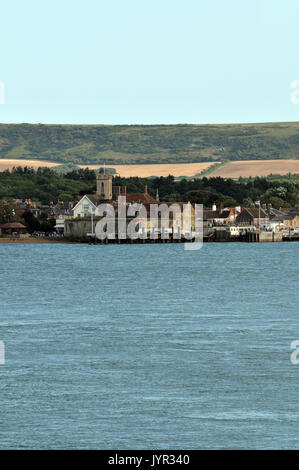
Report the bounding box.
[72,195,98,218]
[54,215,66,232]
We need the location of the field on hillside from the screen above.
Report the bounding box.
[0,159,217,177]
[0,159,59,171]
[80,162,217,177]
[211,160,299,178]
[1,122,299,164]
[2,158,299,179]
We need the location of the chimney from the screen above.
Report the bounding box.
[266,203,272,215]
[144,184,148,194]
[113,186,121,198]
[123,186,127,195]
[156,189,160,202]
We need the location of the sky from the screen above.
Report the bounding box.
[1,0,299,124]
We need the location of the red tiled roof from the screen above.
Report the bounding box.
[125,193,157,204]
[0,222,26,229]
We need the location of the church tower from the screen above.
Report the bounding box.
[96,169,113,200]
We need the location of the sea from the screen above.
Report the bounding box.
[0,242,298,449]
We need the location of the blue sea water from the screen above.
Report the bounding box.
[0,242,299,449]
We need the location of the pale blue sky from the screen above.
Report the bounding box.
[1,0,299,124]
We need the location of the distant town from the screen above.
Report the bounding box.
[0,166,299,243]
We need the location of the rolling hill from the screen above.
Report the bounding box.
[0,122,299,166]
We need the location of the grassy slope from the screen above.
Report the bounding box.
[0,122,299,165]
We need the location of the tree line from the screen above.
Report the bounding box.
[0,166,299,209]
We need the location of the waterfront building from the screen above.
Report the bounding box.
[236,207,269,226]
[282,214,299,230]
[203,207,237,225]
[52,201,74,233]
[0,222,27,236]
[72,194,102,218]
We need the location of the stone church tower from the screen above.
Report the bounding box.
[96,170,113,200]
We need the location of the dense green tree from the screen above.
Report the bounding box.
[264,196,290,209]
[22,210,41,233]
[0,167,298,208]
[0,198,20,224]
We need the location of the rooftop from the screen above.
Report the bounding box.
[0,222,26,229]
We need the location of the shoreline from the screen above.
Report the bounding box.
[1,236,298,245]
[0,238,72,244]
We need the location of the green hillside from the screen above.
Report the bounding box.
[0,122,299,165]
